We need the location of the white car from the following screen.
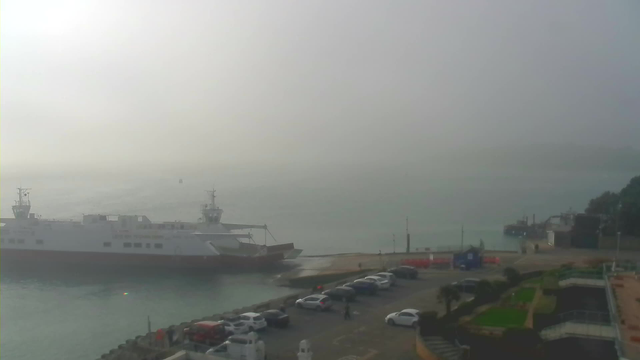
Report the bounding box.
[239,312,267,332]
[364,276,391,290]
[219,319,249,335]
[385,308,420,327]
[295,295,333,311]
[375,272,397,286]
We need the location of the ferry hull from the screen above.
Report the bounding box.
[0,249,285,269]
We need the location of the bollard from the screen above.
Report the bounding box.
[297,339,312,360]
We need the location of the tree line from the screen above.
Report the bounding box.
[585,175,640,236]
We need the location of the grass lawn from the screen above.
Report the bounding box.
[510,287,536,303]
[472,308,528,328]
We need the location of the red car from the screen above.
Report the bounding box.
[183,321,227,345]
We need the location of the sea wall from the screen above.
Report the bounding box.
[97,269,384,360]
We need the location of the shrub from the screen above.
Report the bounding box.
[475,280,496,302]
[584,257,611,268]
[418,311,439,336]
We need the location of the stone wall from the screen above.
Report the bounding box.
[599,235,640,251]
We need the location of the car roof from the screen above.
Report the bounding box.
[401,309,420,314]
[377,272,394,276]
[241,312,261,317]
[336,286,353,290]
[366,275,383,279]
[195,321,222,327]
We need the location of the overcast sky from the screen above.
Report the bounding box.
[1,0,639,171]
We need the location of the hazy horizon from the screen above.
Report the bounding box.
[2,0,639,171]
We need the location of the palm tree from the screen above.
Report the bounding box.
[503,267,521,285]
[437,285,461,314]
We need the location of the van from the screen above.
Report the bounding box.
[183,321,227,345]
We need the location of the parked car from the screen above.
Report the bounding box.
[295,295,333,311]
[239,312,268,332]
[385,309,420,327]
[183,321,228,345]
[205,333,266,360]
[260,310,290,328]
[388,266,418,279]
[364,276,391,290]
[219,318,249,335]
[451,278,481,293]
[375,272,397,285]
[322,286,357,302]
[343,281,378,295]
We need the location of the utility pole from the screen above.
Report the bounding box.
[406,217,410,253]
[393,234,396,254]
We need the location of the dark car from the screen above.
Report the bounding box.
[388,266,418,279]
[451,278,480,293]
[322,286,357,302]
[343,281,377,295]
[260,310,290,328]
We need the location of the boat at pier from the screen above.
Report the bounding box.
[0,187,302,268]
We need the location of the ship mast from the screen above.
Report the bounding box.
[12,187,32,219]
[201,188,223,224]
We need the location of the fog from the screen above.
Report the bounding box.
[2,0,639,173]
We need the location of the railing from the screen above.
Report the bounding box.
[558,269,604,281]
[541,320,615,341]
[557,310,610,325]
[604,271,626,359]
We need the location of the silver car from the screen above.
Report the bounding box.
[375,272,397,286]
[295,295,333,311]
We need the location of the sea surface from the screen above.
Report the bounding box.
[1,166,635,360]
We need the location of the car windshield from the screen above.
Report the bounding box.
[253,316,264,321]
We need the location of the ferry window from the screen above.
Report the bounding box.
[9,239,15,244]
[154,243,163,249]
[17,239,25,244]
[99,215,107,221]
[103,242,112,247]
[159,224,165,229]
[36,239,44,245]
[123,242,132,248]
[146,243,151,248]
[134,243,142,248]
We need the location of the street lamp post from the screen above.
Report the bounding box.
[393,234,396,254]
[616,231,621,262]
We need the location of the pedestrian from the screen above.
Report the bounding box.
[358,262,362,270]
[166,327,175,347]
[343,302,351,320]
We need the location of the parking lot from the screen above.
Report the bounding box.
[256,268,500,360]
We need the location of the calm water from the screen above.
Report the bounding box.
[1,167,635,360]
